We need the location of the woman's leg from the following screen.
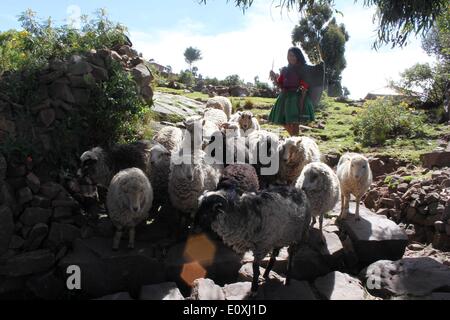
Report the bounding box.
[291,123,299,136]
[284,124,293,136]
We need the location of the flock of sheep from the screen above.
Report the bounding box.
[78,96,373,295]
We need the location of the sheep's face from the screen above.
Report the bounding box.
[196,191,228,231]
[301,167,323,192]
[350,157,370,179]
[150,145,170,166]
[238,112,253,131]
[79,149,101,181]
[180,162,196,181]
[222,123,241,139]
[281,141,304,164]
[122,182,147,213]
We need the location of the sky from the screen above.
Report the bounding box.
[0,0,436,99]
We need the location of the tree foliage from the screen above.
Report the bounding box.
[292,2,349,97]
[392,6,449,108]
[184,46,202,71]
[0,8,129,74]
[199,0,447,49]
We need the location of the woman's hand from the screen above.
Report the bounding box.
[269,70,277,81]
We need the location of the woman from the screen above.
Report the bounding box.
[268,47,315,136]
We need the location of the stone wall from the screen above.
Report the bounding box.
[363,167,450,250]
[0,45,154,298]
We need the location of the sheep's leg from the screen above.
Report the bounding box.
[319,214,326,245]
[310,216,317,227]
[355,196,361,221]
[286,244,297,286]
[263,248,280,279]
[113,227,123,251]
[340,193,346,219]
[251,260,261,296]
[128,227,136,249]
[342,193,350,219]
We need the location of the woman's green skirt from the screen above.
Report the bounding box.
[268,90,315,124]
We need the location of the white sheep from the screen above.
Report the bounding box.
[181,117,206,154]
[277,136,321,185]
[183,116,220,151]
[168,149,223,220]
[295,162,340,240]
[107,168,153,250]
[246,130,280,187]
[230,111,261,137]
[336,153,373,221]
[152,126,183,152]
[206,96,232,120]
[203,108,228,128]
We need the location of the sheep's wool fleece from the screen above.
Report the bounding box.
[169,152,222,214]
[107,168,153,229]
[295,162,340,218]
[337,153,373,197]
[212,187,310,261]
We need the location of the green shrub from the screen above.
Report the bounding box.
[178,70,195,87]
[353,98,425,146]
[86,61,148,146]
[0,8,129,74]
[243,99,254,110]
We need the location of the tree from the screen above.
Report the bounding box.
[179,69,195,87]
[199,0,447,49]
[184,46,202,71]
[221,74,244,86]
[392,6,449,108]
[292,2,349,97]
[343,87,350,98]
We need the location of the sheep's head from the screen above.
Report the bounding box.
[196,190,230,231]
[281,138,304,164]
[221,122,241,139]
[173,153,203,182]
[238,111,254,131]
[150,144,170,167]
[350,155,370,180]
[300,164,326,192]
[79,147,103,182]
[183,117,205,151]
[119,175,148,214]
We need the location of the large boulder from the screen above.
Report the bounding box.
[58,237,165,299]
[338,202,408,266]
[360,257,450,299]
[314,271,369,300]
[421,151,450,169]
[190,278,225,300]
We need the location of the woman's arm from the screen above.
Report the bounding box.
[270,71,283,88]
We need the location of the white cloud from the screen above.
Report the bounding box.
[130,0,435,99]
